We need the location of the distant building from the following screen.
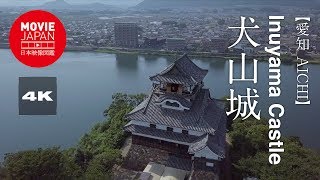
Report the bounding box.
[141,37,166,49]
[114,22,139,48]
[210,37,229,53]
[200,38,229,53]
[314,40,320,53]
[124,54,227,178]
[166,38,186,51]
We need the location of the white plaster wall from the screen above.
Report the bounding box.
[130,120,207,141]
[173,127,182,133]
[156,124,167,130]
[132,132,190,146]
[159,100,190,111]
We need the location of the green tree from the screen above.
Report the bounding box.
[85,159,111,180]
[229,117,268,163]
[76,93,145,177]
[62,148,84,178]
[104,93,146,118]
[3,147,80,180]
[78,94,145,155]
[0,165,8,179]
[229,117,320,180]
[237,141,320,180]
[84,149,121,180]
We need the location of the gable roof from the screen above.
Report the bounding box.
[156,93,192,109]
[125,88,227,134]
[188,133,226,158]
[150,54,208,85]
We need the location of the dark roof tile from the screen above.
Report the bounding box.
[188,134,226,158]
[126,89,224,134]
[156,93,192,109]
[124,124,198,143]
[150,54,208,85]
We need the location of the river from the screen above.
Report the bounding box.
[0,49,319,160]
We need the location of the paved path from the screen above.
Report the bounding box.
[121,136,132,157]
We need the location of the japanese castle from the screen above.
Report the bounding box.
[124,54,227,173]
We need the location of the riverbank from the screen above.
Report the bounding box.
[1,45,320,64]
[94,47,320,65]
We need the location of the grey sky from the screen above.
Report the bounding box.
[0,0,143,6]
[1,0,318,7]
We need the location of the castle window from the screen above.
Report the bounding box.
[150,124,156,129]
[160,99,189,111]
[170,84,179,92]
[167,127,173,132]
[206,162,214,167]
[182,130,189,135]
[165,101,180,108]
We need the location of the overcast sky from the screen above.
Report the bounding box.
[0,0,143,6]
[1,0,318,7]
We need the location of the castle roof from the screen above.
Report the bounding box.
[124,123,226,158]
[125,54,227,159]
[126,89,226,134]
[150,54,208,86]
[188,133,225,158]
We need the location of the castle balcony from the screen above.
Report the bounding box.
[153,83,202,101]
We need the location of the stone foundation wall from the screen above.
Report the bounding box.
[121,135,222,179]
[132,135,190,158]
[190,170,219,180]
[122,144,170,171]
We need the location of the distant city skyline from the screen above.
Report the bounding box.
[0,0,143,7]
